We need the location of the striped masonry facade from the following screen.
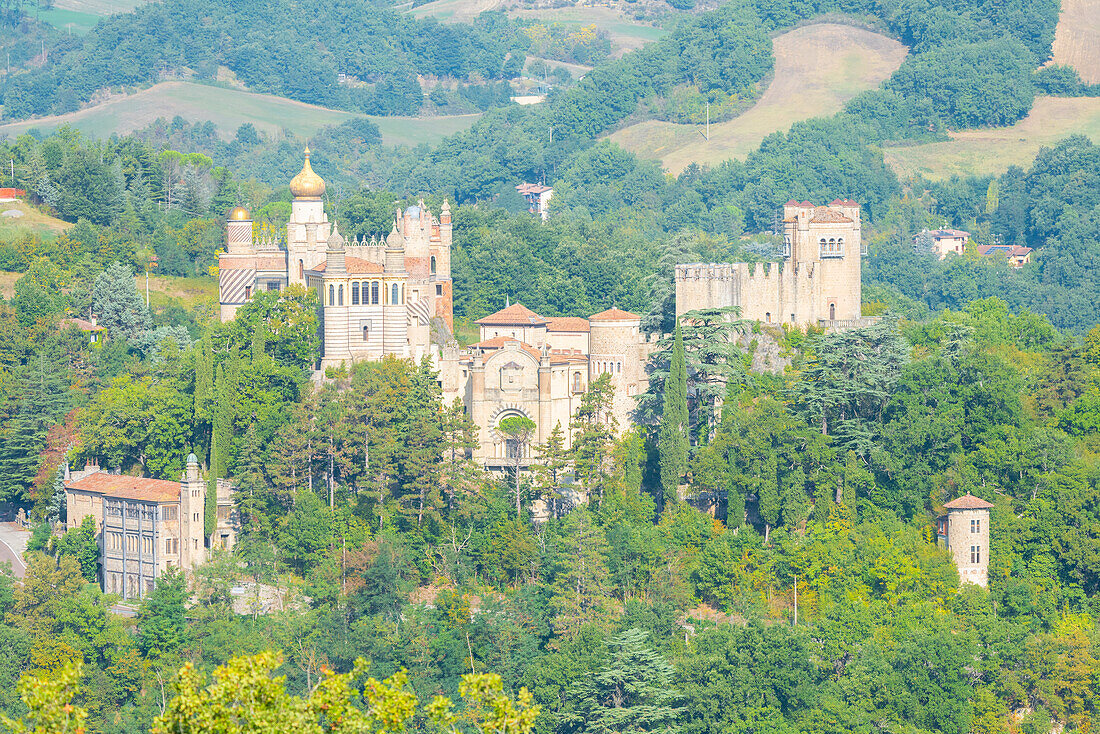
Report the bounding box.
[220,268,255,304]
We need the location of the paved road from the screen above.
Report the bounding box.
[0,522,29,578]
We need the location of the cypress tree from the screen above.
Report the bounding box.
[759,453,780,544]
[658,318,688,506]
[208,353,239,538]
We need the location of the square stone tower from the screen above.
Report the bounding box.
[938,493,993,587]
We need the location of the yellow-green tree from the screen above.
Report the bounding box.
[5,650,539,734]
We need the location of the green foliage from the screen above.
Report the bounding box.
[568,628,683,734]
[93,261,152,341]
[55,516,99,583]
[0,661,87,734]
[138,566,188,658]
[658,320,688,504]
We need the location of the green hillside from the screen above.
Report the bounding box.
[608,23,908,173]
[885,96,1100,180]
[0,82,480,146]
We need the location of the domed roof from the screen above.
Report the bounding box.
[327,224,344,250]
[289,147,326,199]
[228,205,251,221]
[405,205,421,218]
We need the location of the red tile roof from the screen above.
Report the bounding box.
[469,336,541,360]
[545,317,591,332]
[589,307,640,322]
[810,208,854,224]
[312,256,384,274]
[66,472,181,503]
[943,493,994,510]
[60,317,105,332]
[475,303,549,326]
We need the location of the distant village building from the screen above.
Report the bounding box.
[937,493,993,587]
[915,228,970,259]
[64,454,238,600]
[676,200,869,328]
[516,183,553,221]
[60,314,106,344]
[460,303,655,471]
[977,243,1032,268]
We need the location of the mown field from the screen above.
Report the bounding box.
[0,82,481,146]
[885,96,1100,180]
[0,200,71,242]
[1049,0,1100,84]
[607,23,908,173]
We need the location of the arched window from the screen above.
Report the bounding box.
[338,285,344,306]
[328,285,334,305]
[573,372,582,392]
[351,282,359,305]
[298,260,304,279]
[829,303,836,320]
[765,312,771,323]
[362,325,370,342]
[837,237,844,253]
[372,281,379,305]
[430,256,437,275]
[391,283,399,305]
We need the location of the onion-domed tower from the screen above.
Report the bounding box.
[286,147,332,286]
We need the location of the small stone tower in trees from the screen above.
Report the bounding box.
[937,493,993,587]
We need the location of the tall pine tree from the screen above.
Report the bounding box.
[208,352,240,538]
[658,319,688,507]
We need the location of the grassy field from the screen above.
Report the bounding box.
[52,0,144,13]
[510,6,668,54]
[0,271,17,300]
[0,271,217,311]
[0,200,71,242]
[412,1,667,53]
[607,23,907,173]
[141,274,219,316]
[0,82,480,147]
[1049,0,1100,84]
[885,96,1100,180]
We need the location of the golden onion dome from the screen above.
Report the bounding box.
[289,147,326,199]
[228,205,251,221]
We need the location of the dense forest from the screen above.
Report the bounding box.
[3,259,1100,733]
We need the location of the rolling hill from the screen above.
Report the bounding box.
[0,82,480,147]
[1049,0,1100,84]
[607,23,908,174]
[884,96,1100,181]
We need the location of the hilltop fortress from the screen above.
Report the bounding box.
[676,200,869,327]
[218,150,653,471]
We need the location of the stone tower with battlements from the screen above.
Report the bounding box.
[675,200,864,327]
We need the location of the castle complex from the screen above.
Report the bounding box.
[218,150,653,471]
[676,200,865,327]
